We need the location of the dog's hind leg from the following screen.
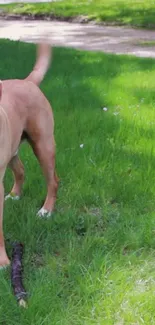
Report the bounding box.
[31,137,58,218]
[5,155,24,201]
[0,181,10,267]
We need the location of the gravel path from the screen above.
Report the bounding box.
[0,19,155,58]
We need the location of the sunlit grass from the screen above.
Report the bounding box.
[1,0,155,28]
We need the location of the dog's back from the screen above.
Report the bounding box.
[0,43,53,160]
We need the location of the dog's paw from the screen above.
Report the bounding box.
[5,193,20,201]
[37,207,52,218]
[0,257,10,270]
[0,264,9,271]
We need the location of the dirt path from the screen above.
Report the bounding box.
[0,19,155,58]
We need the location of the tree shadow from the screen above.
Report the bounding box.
[2,39,155,244]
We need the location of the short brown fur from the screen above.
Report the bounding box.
[0,43,58,267]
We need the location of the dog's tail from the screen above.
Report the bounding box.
[25,43,51,86]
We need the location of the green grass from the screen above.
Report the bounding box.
[1,0,155,28]
[1,39,155,323]
[135,40,155,47]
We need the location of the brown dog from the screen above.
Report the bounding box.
[0,42,58,267]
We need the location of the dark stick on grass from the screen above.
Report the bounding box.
[11,243,27,308]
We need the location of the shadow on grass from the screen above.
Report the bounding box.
[1,39,155,244]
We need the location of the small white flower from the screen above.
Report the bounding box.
[103,107,108,111]
[80,144,84,148]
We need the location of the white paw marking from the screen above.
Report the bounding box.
[5,194,20,201]
[13,150,18,157]
[0,265,9,270]
[37,207,52,218]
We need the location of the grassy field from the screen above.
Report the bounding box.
[1,0,155,28]
[1,39,155,323]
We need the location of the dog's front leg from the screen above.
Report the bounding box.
[0,182,10,268]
